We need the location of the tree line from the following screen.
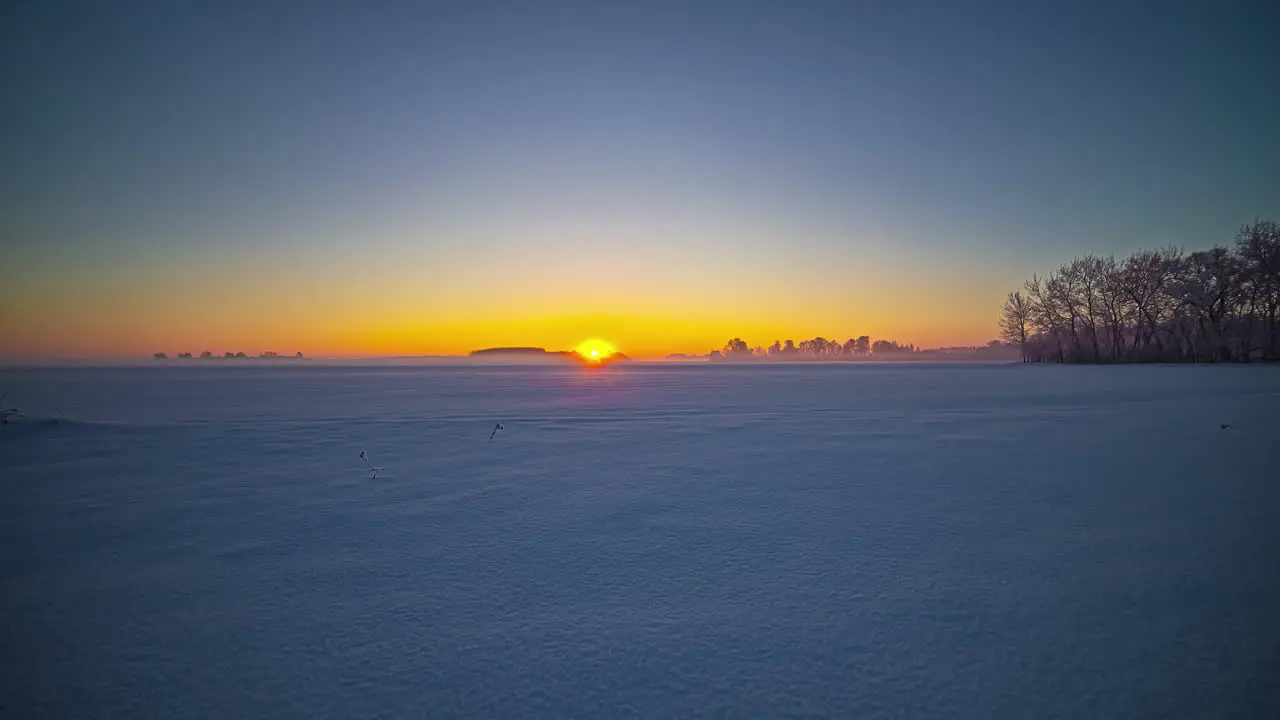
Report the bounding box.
[999,219,1279,363]
[709,336,929,361]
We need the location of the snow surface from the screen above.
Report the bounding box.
[1,363,1278,718]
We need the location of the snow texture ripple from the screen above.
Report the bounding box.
[1,364,1278,718]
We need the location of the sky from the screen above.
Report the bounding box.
[2,0,1277,359]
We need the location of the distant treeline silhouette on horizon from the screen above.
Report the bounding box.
[702,336,1017,361]
[154,351,305,360]
[999,219,1279,363]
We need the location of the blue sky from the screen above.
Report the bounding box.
[2,1,1277,356]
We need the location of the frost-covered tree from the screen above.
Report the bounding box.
[1235,220,1280,359]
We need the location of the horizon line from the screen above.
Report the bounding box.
[0,350,1020,367]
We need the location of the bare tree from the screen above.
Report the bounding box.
[1118,249,1180,359]
[1169,247,1240,361]
[1006,221,1274,364]
[999,291,1032,362]
[1024,275,1065,362]
[1072,256,1107,362]
[1096,256,1131,361]
[1236,220,1280,359]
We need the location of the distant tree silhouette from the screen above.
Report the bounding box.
[1006,219,1279,363]
[722,338,753,360]
[871,340,914,355]
[708,334,953,361]
[798,337,829,355]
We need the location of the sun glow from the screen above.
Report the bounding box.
[575,337,617,361]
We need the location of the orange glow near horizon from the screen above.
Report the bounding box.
[0,256,1008,360]
[0,309,1005,360]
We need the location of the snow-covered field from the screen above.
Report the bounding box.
[2,363,1277,718]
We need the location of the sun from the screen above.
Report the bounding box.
[575,337,617,361]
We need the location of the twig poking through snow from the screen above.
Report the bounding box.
[359,449,384,479]
[490,423,504,441]
[0,392,21,425]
